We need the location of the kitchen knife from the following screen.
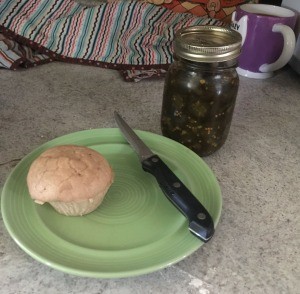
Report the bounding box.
[114,111,215,242]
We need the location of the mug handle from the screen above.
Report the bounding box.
[259,24,295,73]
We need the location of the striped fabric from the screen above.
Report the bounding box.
[0,33,50,69]
[0,0,223,81]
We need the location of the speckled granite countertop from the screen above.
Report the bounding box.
[0,64,299,294]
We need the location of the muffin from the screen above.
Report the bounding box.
[27,145,114,216]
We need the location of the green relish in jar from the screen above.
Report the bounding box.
[161,26,242,156]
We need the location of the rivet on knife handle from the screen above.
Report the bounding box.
[114,111,215,242]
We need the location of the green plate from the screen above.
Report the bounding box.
[1,128,222,278]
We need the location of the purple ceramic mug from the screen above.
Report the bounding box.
[231,4,297,79]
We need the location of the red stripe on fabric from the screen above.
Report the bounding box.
[12,0,40,33]
[53,2,78,52]
[2,0,23,27]
[64,12,80,56]
[145,8,173,64]
[0,51,15,65]
[131,2,150,64]
[82,9,100,59]
[96,4,117,59]
[122,2,145,63]
[68,10,86,56]
[35,0,71,45]
[88,7,104,60]
[115,3,142,64]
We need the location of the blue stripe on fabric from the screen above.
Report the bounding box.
[86,4,107,60]
[73,7,94,58]
[130,4,157,64]
[81,6,102,59]
[1,0,26,27]
[110,1,135,63]
[47,15,66,50]
[20,0,54,37]
[136,7,166,65]
[57,5,83,55]
[30,0,76,41]
[101,1,126,62]
[127,4,151,64]
[44,2,81,50]
[0,0,21,20]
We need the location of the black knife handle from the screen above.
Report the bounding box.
[142,155,215,242]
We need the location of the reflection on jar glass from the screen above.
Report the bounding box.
[161,26,242,157]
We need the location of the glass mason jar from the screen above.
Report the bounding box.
[161,26,242,157]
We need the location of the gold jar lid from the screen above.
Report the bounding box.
[174,26,242,63]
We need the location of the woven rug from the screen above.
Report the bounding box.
[0,0,223,81]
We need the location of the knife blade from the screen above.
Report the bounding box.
[114,111,215,242]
